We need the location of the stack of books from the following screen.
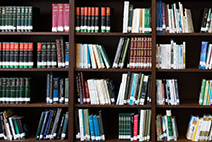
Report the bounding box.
[156,40,186,69]
[76,43,111,69]
[122,1,151,33]
[186,114,212,141]
[112,37,152,69]
[46,73,69,104]
[156,0,194,33]
[200,8,212,33]
[118,109,151,141]
[0,42,33,68]
[156,79,180,105]
[52,3,69,32]
[37,38,69,69]
[75,7,112,33]
[199,79,212,105]
[35,108,68,140]
[0,108,31,140]
[199,41,212,69]
[116,72,151,105]
[0,77,35,104]
[156,110,178,141]
[75,109,105,141]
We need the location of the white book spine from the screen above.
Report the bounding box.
[116,83,122,105]
[173,43,179,69]
[206,44,212,69]
[132,9,140,33]
[96,80,105,105]
[103,80,111,104]
[173,4,180,33]
[78,109,84,141]
[120,74,127,105]
[123,1,129,33]
[139,109,146,141]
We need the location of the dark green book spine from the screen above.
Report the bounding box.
[35,111,45,140]
[15,78,20,104]
[12,6,16,32]
[51,42,57,68]
[24,77,31,104]
[5,78,10,104]
[1,7,5,32]
[2,78,6,104]
[24,43,29,68]
[28,42,33,68]
[127,5,134,33]
[65,78,68,104]
[60,37,65,68]
[0,78,2,104]
[24,6,28,32]
[19,78,25,104]
[14,42,19,68]
[16,6,21,32]
[10,42,14,68]
[59,78,64,104]
[5,6,9,32]
[0,7,2,32]
[47,42,51,68]
[10,78,16,104]
[8,6,13,32]
[21,6,25,32]
[61,112,68,140]
[41,42,47,68]
[28,6,32,32]
[5,42,10,68]
[19,43,24,68]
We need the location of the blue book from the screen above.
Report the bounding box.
[89,115,95,141]
[129,74,138,105]
[39,111,49,140]
[93,115,100,141]
[156,0,160,33]
[174,80,180,105]
[162,116,167,140]
[178,45,183,69]
[199,41,209,69]
[159,0,163,33]
[43,110,53,140]
[53,77,60,104]
[165,80,171,105]
[46,73,50,104]
[65,42,69,68]
[97,116,103,141]
[87,44,91,68]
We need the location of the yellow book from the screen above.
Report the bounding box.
[76,43,81,68]
[139,9,143,33]
[192,119,199,141]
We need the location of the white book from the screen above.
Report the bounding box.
[160,44,166,69]
[171,5,176,33]
[178,44,183,69]
[90,79,100,104]
[103,79,111,104]
[100,79,109,104]
[173,43,179,69]
[132,8,141,33]
[206,44,212,69]
[8,116,17,140]
[168,8,173,33]
[178,2,185,33]
[156,79,163,105]
[172,79,177,105]
[173,4,180,33]
[96,80,106,105]
[172,117,178,141]
[87,79,94,104]
[123,1,130,33]
[93,45,102,69]
[208,14,212,33]
[166,44,171,69]
[119,74,127,105]
[156,44,159,68]
[88,44,97,69]
[139,109,146,141]
[78,109,84,141]
[116,83,123,105]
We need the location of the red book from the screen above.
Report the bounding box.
[0,42,2,68]
[14,43,19,68]
[37,42,42,68]
[58,3,64,32]
[9,42,14,68]
[133,114,138,141]
[52,3,58,32]
[149,37,152,69]
[136,37,142,69]
[129,37,134,69]
[63,3,69,32]
[56,39,62,68]
[84,81,90,104]
[28,42,33,68]
[141,37,144,69]
[162,82,165,105]
[132,37,137,69]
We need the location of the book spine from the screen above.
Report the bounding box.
[24,78,31,104]
[53,78,59,104]
[60,38,65,68]
[80,7,84,32]
[52,4,58,32]
[39,111,49,140]
[87,7,91,32]
[84,81,90,104]
[0,7,2,32]
[56,114,65,139]
[5,42,10,68]
[65,78,69,104]
[0,42,2,68]
[199,41,208,69]
[84,7,88,32]
[5,78,10,103]
[14,42,19,68]
[10,78,16,104]
[200,8,208,32]
[58,4,64,32]
[2,43,6,68]
[28,42,33,68]
[59,78,64,104]
[94,7,99,32]
[37,42,42,68]
[24,6,28,32]
[75,7,80,32]
[51,42,57,68]
[91,7,95,32]
[16,7,21,32]
[140,75,149,105]
[56,39,62,68]
[43,110,53,140]
[65,42,69,68]
[106,7,110,32]
[47,42,52,68]
[5,6,9,32]
[166,110,174,141]
[41,42,47,68]
[35,111,45,140]
[133,115,138,141]
[19,42,24,68]
[20,6,25,32]
[112,37,125,68]
[1,7,5,32]
[50,108,62,140]
[28,6,32,32]
[0,78,2,103]
[15,78,20,104]
[9,42,14,68]
[8,6,13,32]
[101,7,105,32]
[2,78,6,104]
[19,78,25,104]
[64,4,69,32]
[46,74,50,104]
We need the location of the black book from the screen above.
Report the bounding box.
[51,42,57,68]
[87,7,91,32]
[200,8,209,33]
[98,110,105,140]
[0,42,2,68]
[60,37,65,68]
[94,7,99,32]
[16,116,24,139]
[46,42,51,68]
[74,108,80,140]
[14,42,19,68]
[134,73,141,104]
[46,109,57,139]
[50,108,62,140]
[147,76,152,105]
[56,113,65,139]
[105,79,115,104]
[2,43,6,68]
[59,78,64,104]
[19,116,31,138]
[127,73,134,104]
[130,113,134,141]
[118,38,127,68]
[124,72,131,104]
[75,73,80,104]
[126,38,133,68]
[5,42,10,68]
[23,43,28,68]
[9,42,14,68]
[75,7,80,32]
[91,7,95,32]
[101,7,105,32]
[84,7,87,32]
[41,42,47,68]
[80,7,84,32]
[19,43,24,68]
[0,112,6,140]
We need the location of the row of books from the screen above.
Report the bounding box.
[0,77,35,104]
[119,109,151,141]
[46,73,69,104]
[35,108,68,140]
[116,72,151,105]
[75,109,105,141]
[0,6,39,32]
[199,41,212,69]
[76,43,110,69]
[186,114,212,141]
[75,7,112,33]
[156,79,180,105]
[0,109,30,140]
[123,1,151,33]
[199,79,212,105]
[52,3,69,33]
[37,39,69,69]
[200,8,212,33]
[156,110,178,141]
[0,42,33,68]
[156,40,186,69]
[156,1,194,33]
[113,37,152,69]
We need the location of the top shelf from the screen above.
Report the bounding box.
[0,32,69,36]
[75,32,152,36]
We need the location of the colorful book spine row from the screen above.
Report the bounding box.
[37,39,69,69]
[122,1,151,33]
[156,79,180,105]
[76,43,111,69]
[156,40,186,69]
[186,114,212,141]
[0,42,33,68]
[198,79,212,105]
[35,108,68,140]
[0,6,39,32]
[52,3,69,32]
[200,8,212,33]
[156,110,178,141]
[113,37,152,69]
[119,109,151,141]
[199,41,212,69]
[0,77,34,104]
[75,109,105,141]
[116,72,152,105]
[0,108,30,140]
[156,0,194,33]
[46,73,68,104]
[75,7,112,33]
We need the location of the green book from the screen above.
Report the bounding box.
[12,6,16,32]
[0,78,2,104]
[24,6,28,32]
[97,45,111,69]
[96,45,105,68]
[136,73,144,104]
[0,7,2,31]
[16,6,21,32]
[61,112,68,140]
[199,79,206,105]
[1,7,5,32]
[19,78,24,104]
[15,78,20,104]
[120,38,130,68]
[28,6,32,32]
[5,6,9,32]
[166,110,174,141]
[8,6,13,32]
[20,6,25,32]
[147,109,151,141]
[13,117,21,140]
[127,5,134,33]
[157,115,162,141]
[10,78,16,104]
[65,78,69,104]
[5,78,10,104]
[144,8,150,33]
[85,109,90,141]
[35,111,45,140]
[2,78,6,104]
[24,77,31,104]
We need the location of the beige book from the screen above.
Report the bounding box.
[185,9,194,33]
[76,43,81,68]
[100,79,109,104]
[139,9,144,33]
[103,79,111,104]
[89,44,97,69]
[93,44,102,68]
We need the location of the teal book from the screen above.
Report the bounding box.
[199,41,208,69]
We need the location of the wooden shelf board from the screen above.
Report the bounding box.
[156,102,212,108]
[12,136,68,142]
[157,33,212,36]
[0,102,68,107]
[0,68,69,71]
[75,104,151,108]
[75,68,152,72]
[0,32,69,36]
[156,68,212,72]
[75,32,152,36]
